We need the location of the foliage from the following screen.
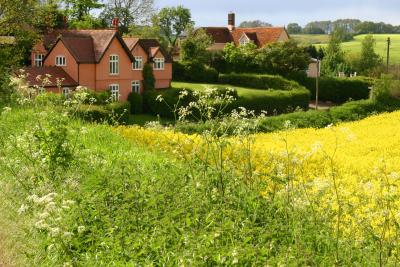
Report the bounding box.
[358,35,383,75]
[287,23,302,34]
[173,61,218,83]
[370,75,400,102]
[180,27,212,64]
[304,45,325,59]
[127,92,143,114]
[65,0,104,21]
[142,63,155,91]
[32,1,66,34]
[100,0,155,33]
[238,20,272,28]
[68,14,106,29]
[222,42,259,73]
[153,5,193,53]
[321,29,348,76]
[218,73,304,91]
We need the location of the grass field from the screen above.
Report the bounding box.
[294,34,400,64]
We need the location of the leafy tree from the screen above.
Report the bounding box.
[180,27,212,64]
[321,30,347,76]
[69,15,106,29]
[256,39,310,75]
[128,24,160,38]
[287,23,302,34]
[304,45,324,60]
[33,0,65,33]
[239,20,272,28]
[101,0,155,33]
[65,0,103,21]
[357,35,383,75]
[223,42,259,73]
[153,6,193,54]
[302,26,326,34]
[142,63,155,90]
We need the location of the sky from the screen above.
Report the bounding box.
[154,0,400,27]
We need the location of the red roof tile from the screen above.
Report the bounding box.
[202,27,287,48]
[21,66,78,87]
[123,37,173,63]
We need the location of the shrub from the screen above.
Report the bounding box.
[143,88,196,118]
[127,92,143,114]
[86,90,111,105]
[290,74,372,103]
[173,61,218,83]
[75,102,130,124]
[143,63,155,91]
[218,73,300,91]
[35,92,63,106]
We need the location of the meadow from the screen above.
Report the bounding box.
[1,86,400,265]
[295,33,400,64]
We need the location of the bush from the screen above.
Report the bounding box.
[127,92,143,114]
[75,102,130,124]
[35,92,63,106]
[290,73,372,103]
[143,88,196,118]
[173,61,218,83]
[86,90,111,105]
[218,73,301,91]
[228,88,310,115]
[143,63,155,91]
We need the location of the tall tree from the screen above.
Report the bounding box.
[358,35,382,74]
[65,0,104,21]
[33,0,65,33]
[239,20,272,28]
[153,5,193,54]
[180,27,212,64]
[287,23,302,34]
[101,0,155,33]
[321,30,347,76]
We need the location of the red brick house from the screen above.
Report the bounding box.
[201,13,290,51]
[28,25,172,101]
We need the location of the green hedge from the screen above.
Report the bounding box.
[176,98,400,135]
[143,88,197,118]
[288,74,373,103]
[128,92,143,114]
[218,73,301,91]
[227,88,310,115]
[173,61,219,83]
[75,102,130,124]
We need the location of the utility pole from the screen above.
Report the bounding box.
[315,59,320,110]
[387,37,391,72]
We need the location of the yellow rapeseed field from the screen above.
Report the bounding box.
[118,111,400,244]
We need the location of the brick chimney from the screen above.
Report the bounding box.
[112,17,119,31]
[228,12,235,31]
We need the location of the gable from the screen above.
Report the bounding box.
[44,39,77,66]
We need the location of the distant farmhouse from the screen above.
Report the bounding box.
[201,13,290,51]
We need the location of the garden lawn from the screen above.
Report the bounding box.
[172,81,277,98]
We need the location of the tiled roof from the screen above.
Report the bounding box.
[202,27,287,48]
[22,66,78,87]
[123,37,173,63]
[41,29,134,63]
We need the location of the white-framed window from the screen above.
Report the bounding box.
[133,56,143,70]
[132,80,141,94]
[153,58,165,70]
[109,54,119,75]
[62,87,70,98]
[239,35,250,46]
[34,54,44,67]
[55,56,66,66]
[109,84,120,102]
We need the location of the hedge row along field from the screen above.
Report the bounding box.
[118,111,400,264]
[144,74,311,118]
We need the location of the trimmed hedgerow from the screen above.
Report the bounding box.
[127,92,143,114]
[218,73,301,91]
[173,61,219,83]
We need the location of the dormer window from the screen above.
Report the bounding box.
[55,56,66,66]
[153,58,165,70]
[34,54,44,67]
[239,34,250,46]
[133,56,143,70]
[109,54,119,75]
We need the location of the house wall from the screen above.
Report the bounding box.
[44,41,79,83]
[152,50,172,89]
[95,37,139,101]
[131,44,149,93]
[79,64,96,90]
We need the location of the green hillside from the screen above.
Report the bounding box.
[294,34,400,64]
